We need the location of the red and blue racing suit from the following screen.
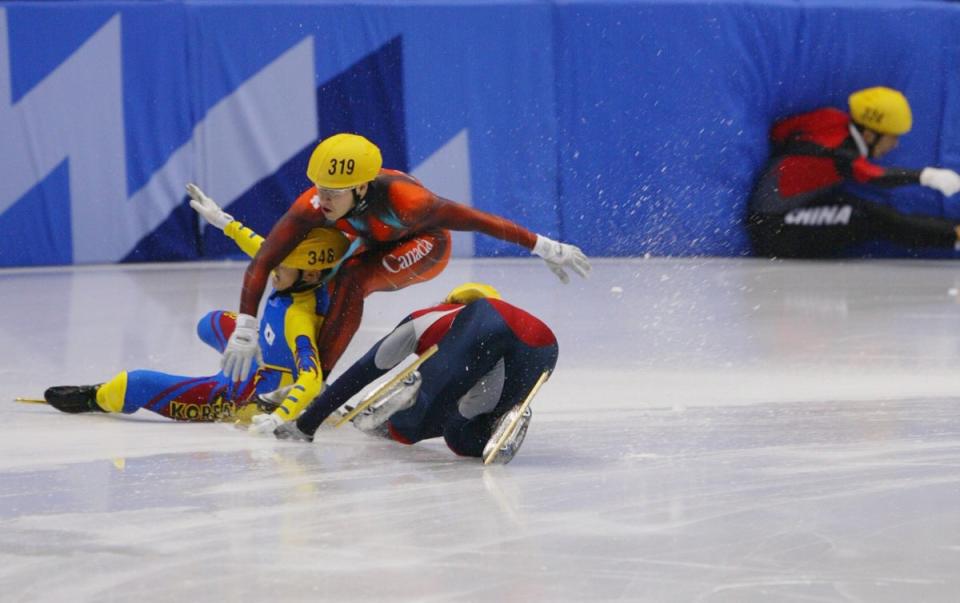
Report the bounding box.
[295,297,558,457]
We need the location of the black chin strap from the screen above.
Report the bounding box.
[277,270,321,295]
[345,187,369,218]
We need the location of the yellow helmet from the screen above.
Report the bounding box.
[281,228,350,271]
[444,282,502,305]
[306,133,382,190]
[848,87,912,135]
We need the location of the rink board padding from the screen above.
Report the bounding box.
[1,0,958,265]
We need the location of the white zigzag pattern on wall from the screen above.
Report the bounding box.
[0,7,475,263]
[0,8,317,263]
[411,128,474,257]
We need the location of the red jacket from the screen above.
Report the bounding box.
[770,108,918,198]
[239,169,538,315]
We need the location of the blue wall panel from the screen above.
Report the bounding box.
[555,0,960,256]
[0,161,72,267]
[1,0,959,266]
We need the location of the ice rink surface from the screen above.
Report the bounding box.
[1,257,959,602]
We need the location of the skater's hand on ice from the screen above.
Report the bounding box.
[533,235,591,284]
[187,183,234,230]
[920,168,960,197]
[249,413,284,435]
[222,313,261,382]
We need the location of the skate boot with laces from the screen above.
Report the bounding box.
[353,371,422,437]
[482,405,533,465]
[44,385,106,414]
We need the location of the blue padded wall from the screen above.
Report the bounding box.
[0,0,958,266]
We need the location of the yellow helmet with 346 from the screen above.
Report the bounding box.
[848,86,912,135]
[306,133,382,190]
[444,282,502,305]
[281,228,350,271]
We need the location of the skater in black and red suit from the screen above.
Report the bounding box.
[274,282,557,465]
[747,86,960,258]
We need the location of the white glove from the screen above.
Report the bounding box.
[249,412,284,435]
[920,168,960,197]
[222,313,261,382]
[532,234,592,284]
[186,183,234,230]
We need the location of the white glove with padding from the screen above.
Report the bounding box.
[533,234,592,284]
[920,168,960,197]
[186,183,234,230]
[249,413,284,435]
[222,313,261,382]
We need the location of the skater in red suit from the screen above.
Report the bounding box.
[747,86,960,258]
[274,283,557,465]
[210,133,589,384]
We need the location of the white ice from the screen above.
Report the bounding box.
[1,258,959,602]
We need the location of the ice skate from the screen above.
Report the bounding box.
[43,385,106,414]
[252,384,294,414]
[273,421,314,443]
[353,371,422,436]
[482,405,532,465]
[322,404,353,429]
[350,404,391,439]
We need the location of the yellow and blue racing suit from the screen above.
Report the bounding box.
[93,221,326,422]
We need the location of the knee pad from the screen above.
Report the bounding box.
[196,310,235,351]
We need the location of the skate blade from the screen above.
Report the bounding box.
[13,397,47,405]
[335,344,437,427]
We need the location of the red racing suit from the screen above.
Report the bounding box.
[753,107,920,213]
[747,108,955,257]
[241,169,539,372]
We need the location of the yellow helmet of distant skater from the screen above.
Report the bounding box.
[306,133,382,190]
[444,282,502,305]
[281,228,350,271]
[848,87,912,135]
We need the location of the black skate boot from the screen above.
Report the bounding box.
[44,385,106,414]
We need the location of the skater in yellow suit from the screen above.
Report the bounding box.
[43,184,348,434]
